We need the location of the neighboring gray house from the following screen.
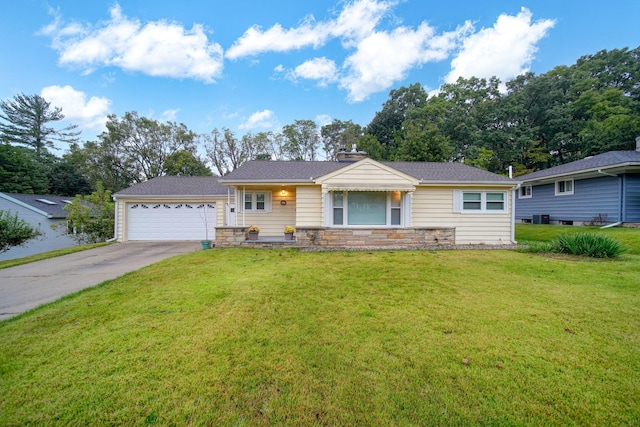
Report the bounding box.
[515,148,640,226]
[0,193,78,260]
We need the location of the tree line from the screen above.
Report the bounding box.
[2,46,639,198]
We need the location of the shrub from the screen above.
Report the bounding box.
[553,233,626,258]
[0,210,41,252]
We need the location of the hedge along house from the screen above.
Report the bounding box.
[216,149,519,248]
[113,176,232,242]
[515,142,640,226]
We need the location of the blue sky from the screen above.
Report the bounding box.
[1,0,639,151]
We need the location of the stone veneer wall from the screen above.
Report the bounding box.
[295,227,455,248]
[215,227,251,247]
[215,226,455,248]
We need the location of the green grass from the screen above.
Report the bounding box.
[1,229,639,425]
[0,242,111,270]
[516,223,639,255]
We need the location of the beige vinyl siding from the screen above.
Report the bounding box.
[296,186,323,227]
[116,196,224,242]
[321,162,415,186]
[412,187,513,244]
[237,188,296,236]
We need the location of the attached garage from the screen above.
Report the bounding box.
[127,202,216,241]
[113,176,231,243]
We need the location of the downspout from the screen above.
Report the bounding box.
[511,183,520,244]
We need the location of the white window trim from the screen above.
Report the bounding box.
[326,191,408,227]
[555,179,574,196]
[243,191,272,213]
[519,185,532,199]
[453,190,508,214]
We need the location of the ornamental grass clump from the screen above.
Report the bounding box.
[553,233,626,258]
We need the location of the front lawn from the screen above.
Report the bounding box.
[1,229,639,425]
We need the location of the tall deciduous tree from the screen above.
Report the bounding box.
[366,83,428,158]
[0,93,80,155]
[66,141,135,194]
[70,112,200,191]
[63,182,114,244]
[396,97,453,162]
[321,119,363,160]
[164,150,212,176]
[282,120,320,161]
[0,210,41,253]
[204,128,249,176]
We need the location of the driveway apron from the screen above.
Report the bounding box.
[0,242,198,321]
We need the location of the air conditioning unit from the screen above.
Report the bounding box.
[532,214,550,224]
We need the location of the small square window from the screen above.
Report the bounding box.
[519,186,532,198]
[243,192,270,212]
[556,180,574,195]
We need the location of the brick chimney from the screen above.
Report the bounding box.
[336,144,368,162]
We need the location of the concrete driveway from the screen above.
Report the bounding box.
[0,241,199,321]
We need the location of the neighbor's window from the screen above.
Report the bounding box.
[519,185,532,198]
[555,180,574,195]
[458,191,507,213]
[244,192,270,212]
[331,191,403,226]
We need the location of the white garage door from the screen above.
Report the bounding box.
[127,202,216,241]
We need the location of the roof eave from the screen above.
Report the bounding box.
[218,179,314,185]
[113,193,227,200]
[0,193,54,218]
[520,162,640,183]
[418,180,518,187]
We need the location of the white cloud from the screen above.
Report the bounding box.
[161,109,180,122]
[41,4,223,82]
[227,0,477,101]
[341,22,472,101]
[226,0,391,59]
[290,57,339,87]
[445,8,555,85]
[41,85,111,131]
[315,114,333,127]
[239,109,279,130]
[226,2,554,102]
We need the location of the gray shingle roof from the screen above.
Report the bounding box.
[518,151,640,181]
[0,193,74,218]
[219,161,345,181]
[220,160,514,183]
[114,176,229,197]
[381,161,514,183]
